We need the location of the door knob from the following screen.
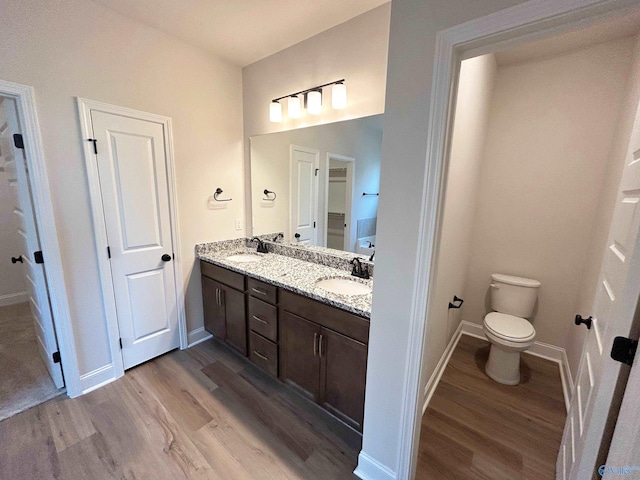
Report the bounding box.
[294,233,301,239]
[161,254,172,262]
[11,255,23,264]
[575,314,592,329]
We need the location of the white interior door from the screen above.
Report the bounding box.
[290,145,319,245]
[90,110,179,370]
[0,96,64,388]
[558,97,640,479]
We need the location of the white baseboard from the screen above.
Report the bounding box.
[422,321,465,414]
[354,452,397,480]
[0,291,28,307]
[425,320,573,413]
[80,363,117,394]
[187,327,212,348]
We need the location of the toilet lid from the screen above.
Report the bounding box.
[484,312,535,341]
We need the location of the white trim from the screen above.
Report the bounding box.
[80,363,117,394]
[0,79,81,397]
[354,452,396,480]
[324,153,356,251]
[187,327,212,348]
[422,321,465,414]
[395,2,640,478]
[0,291,29,306]
[422,321,574,416]
[76,98,187,383]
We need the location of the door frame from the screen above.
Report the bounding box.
[77,98,187,381]
[395,1,640,478]
[324,153,355,251]
[0,79,80,396]
[289,144,319,245]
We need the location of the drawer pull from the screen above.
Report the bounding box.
[252,315,268,324]
[254,351,269,361]
[252,288,268,296]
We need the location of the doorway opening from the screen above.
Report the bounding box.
[408,6,640,480]
[325,154,355,251]
[0,93,66,419]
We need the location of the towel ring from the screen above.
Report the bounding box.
[263,189,277,201]
[213,187,232,202]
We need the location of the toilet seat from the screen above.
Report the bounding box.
[484,312,535,343]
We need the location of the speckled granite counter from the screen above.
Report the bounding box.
[196,240,372,319]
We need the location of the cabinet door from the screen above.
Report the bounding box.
[280,311,321,402]
[222,285,247,356]
[202,276,225,339]
[320,328,368,431]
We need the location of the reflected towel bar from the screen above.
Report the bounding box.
[263,189,277,201]
[362,192,379,196]
[213,187,232,202]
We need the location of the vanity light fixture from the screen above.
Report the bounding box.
[288,95,301,118]
[269,101,282,123]
[269,79,346,122]
[332,82,347,109]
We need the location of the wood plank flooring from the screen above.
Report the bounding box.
[416,335,566,480]
[0,339,360,479]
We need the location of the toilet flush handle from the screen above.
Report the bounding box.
[490,283,500,289]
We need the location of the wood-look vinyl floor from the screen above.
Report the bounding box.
[416,335,566,480]
[0,339,360,480]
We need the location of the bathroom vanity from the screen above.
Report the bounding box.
[198,239,372,432]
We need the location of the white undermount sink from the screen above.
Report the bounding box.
[315,277,372,296]
[225,253,263,263]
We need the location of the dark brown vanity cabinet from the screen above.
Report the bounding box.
[279,290,369,432]
[247,278,279,377]
[201,261,247,356]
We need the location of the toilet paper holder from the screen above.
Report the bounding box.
[448,295,464,309]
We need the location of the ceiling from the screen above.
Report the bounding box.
[495,10,640,66]
[92,0,389,67]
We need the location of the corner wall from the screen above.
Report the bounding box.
[421,54,497,384]
[0,0,243,378]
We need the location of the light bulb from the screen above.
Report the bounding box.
[288,95,301,118]
[269,101,282,122]
[307,90,322,115]
[332,83,347,109]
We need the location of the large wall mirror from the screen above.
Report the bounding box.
[250,114,382,255]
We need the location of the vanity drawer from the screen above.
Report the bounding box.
[200,260,245,291]
[247,277,277,304]
[249,331,278,377]
[248,296,278,342]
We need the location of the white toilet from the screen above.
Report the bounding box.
[483,273,540,385]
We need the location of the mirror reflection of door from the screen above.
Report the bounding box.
[326,155,354,251]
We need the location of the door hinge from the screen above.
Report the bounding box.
[87,138,98,155]
[315,168,319,176]
[313,221,316,228]
[119,338,123,349]
[52,351,61,364]
[13,134,24,149]
[34,251,44,264]
[611,336,638,366]
[107,246,111,259]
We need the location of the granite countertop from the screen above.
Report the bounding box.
[197,246,372,319]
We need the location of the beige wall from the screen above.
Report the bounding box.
[0,0,243,375]
[460,38,635,378]
[570,34,640,375]
[422,55,497,383]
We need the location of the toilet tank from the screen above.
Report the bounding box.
[490,273,541,318]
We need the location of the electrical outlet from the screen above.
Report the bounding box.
[235,218,243,231]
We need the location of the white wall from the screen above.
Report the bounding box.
[0,98,26,304]
[460,39,635,377]
[422,54,497,384]
[0,0,243,376]
[250,117,382,251]
[360,0,532,476]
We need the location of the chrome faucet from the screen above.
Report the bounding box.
[251,237,269,254]
[350,257,370,279]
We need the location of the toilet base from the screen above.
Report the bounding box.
[485,344,522,385]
